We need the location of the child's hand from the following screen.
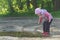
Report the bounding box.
[38,22,41,24]
[38,22,39,24]
[49,20,51,22]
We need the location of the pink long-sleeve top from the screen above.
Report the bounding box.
[39,9,53,22]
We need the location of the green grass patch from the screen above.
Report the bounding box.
[51,11,60,18]
[0,32,42,37]
[0,10,37,17]
[0,10,60,18]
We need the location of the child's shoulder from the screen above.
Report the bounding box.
[41,9,47,14]
[41,9,47,11]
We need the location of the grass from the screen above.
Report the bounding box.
[0,10,37,17]
[0,32,42,37]
[0,10,60,18]
[51,11,60,18]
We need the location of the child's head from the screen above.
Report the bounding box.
[35,8,42,16]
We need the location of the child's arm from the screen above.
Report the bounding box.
[38,16,42,24]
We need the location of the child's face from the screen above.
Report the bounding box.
[37,14,42,16]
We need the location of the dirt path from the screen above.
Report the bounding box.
[0,17,60,39]
[0,36,60,40]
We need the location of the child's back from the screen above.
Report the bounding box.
[40,9,53,21]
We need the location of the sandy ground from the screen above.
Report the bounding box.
[0,17,60,40]
[0,36,60,40]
